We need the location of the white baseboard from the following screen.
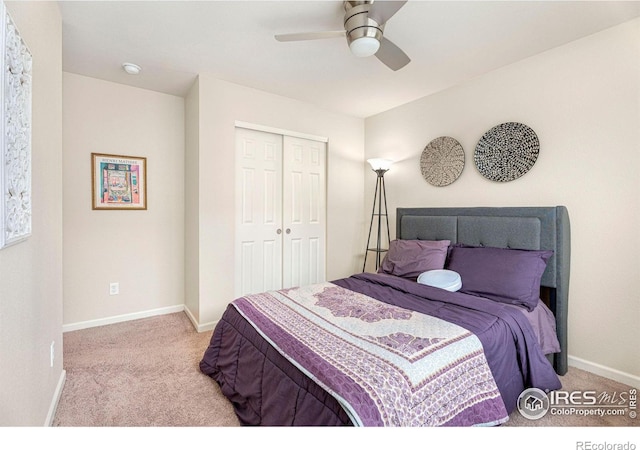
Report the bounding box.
[62,305,185,333]
[45,369,66,426]
[183,304,218,333]
[569,355,640,389]
[196,318,218,333]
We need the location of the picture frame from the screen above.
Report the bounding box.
[91,153,147,210]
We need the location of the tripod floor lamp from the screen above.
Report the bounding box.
[363,158,393,272]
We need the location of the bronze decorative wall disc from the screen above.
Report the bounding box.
[420,136,465,187]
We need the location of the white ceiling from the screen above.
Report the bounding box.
[59,0,640,118]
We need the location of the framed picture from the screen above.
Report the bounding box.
[91,153,147,210]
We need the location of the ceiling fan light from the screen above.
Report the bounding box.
[349,36,380,58]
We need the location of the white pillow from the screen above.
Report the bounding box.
[417,269,462,292]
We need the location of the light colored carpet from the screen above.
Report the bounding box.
[53,311,637,427]
[53,312,239,427]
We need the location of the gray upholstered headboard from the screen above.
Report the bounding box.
[396,206,570,375]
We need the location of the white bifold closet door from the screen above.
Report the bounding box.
[235,127,326,297]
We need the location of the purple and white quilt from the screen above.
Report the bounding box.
[232,282,509,426]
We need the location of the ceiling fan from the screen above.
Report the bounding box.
[275,0,411,71]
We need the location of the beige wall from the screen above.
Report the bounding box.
[186,75,365,327]
[365,19,640,382]
[63,73,185,327]
[0,2,63,426]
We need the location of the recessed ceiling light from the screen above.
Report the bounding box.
[122,63,142,75]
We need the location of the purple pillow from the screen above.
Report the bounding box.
[445,244,553,311]
[378,239,450,278]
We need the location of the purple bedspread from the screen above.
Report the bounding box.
[200,273,561,426]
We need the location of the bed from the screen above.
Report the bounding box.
[200,206,570,426]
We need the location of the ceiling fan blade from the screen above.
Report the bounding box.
[368,0,408,25]
[375,37,411,71]
[275,30,346,42]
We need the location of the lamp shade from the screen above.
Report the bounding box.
[367,158,393,172]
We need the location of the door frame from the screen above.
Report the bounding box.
[235,121,328,144]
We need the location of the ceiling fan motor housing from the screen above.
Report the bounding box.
[344,1,384,47]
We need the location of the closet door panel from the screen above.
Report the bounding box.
[282,136,326,289]
[235,128,283,296]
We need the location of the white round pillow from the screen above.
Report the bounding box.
[417,269,462,292]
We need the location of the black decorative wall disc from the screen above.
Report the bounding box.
[474,122,539,182]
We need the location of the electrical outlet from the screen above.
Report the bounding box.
[50,341,55,368]
[109,282,119,295]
